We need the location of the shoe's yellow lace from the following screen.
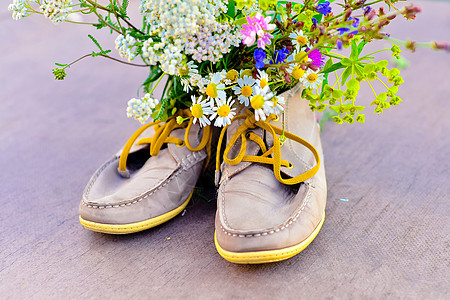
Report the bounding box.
[118,108,212,177]
[215,110,320,185]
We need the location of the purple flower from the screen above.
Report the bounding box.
[241,12,276,49]
[271,47,289,64]
[349,17,360,28]
[312,18,318,26]
[336,39,343,50]
[337,27,350,35]
[337,27,358,35]
[308,48,325,67]
[364,6,372,15]
[254,49,266,69]
[316,1,331,15]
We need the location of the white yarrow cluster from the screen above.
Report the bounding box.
[40,0,73,24]
[126,94,159,123]
[115,34,138,62]
[138,0,239,74]
[8,0,31,20]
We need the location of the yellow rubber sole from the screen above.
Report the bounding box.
[79,191,193,234]
[215,212,325,264]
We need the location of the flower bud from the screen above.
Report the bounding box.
[432,41,449,52]
[387,14,396,20]
[378,20,389,29]
[367,9,376,20]
[295,21,304,29]
[344,9,352,21]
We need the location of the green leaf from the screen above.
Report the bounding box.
[341,66,352,86]
[88,34,104,52]
[332,90,345,98]
[357,40,367,56]
[350,40,358,60]
[376,60,389,68]
[120,0,129,15]
[329,105,341,113]
[321,62,344,74]
[354,65,364,78]
[227,0,235,18]
[363,64,375,74]
[377,92,387,101]
[235,17,247,26]
[346,78,360,89]
[54,62,67,67]
[354,105,365,111]
[341,58,352,66]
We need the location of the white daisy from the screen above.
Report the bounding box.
[231,75,256,106]
[286,49,310,73]
[190,95,213,127]
[250,85,274,121]
[291,65,306,80]
[181,78,192,92]
[178,60,198,77]
[289,30,311,51]
[303,70,325,90]
[256,70,270,89]
[263,95,285,116]
[210,96,236,127]
[205,72,226,101]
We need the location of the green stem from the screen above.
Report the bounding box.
[149,73,166,94]
[365,79,378,97]
[376,77,389,89]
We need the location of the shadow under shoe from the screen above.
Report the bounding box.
[214,85,327,263]
[79,112,211,234]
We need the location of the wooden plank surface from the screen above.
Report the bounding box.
[1,2,449,298]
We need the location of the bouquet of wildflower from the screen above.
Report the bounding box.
[9,0,449,127]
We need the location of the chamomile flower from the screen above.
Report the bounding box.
[205,73,226,101]
[190,95,213,127]
[291,65,306,80]
[181,78,192,92]
[303,70,325,90]
[289,30,310,51]
[232,76,256,106]
[225,69,239,85]
[263,95,285,116]
[178,61,199,77]
[256,69,270,89]
[250,85,274,121]
[210,97,236,127]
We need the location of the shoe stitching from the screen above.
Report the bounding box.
[82,152,204,209]
[83,156,118,199]
[219,178,312,238]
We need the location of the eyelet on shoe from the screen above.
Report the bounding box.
[287,162,294,169]
[177,141,186,147]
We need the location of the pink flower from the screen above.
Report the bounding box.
[241,13,276,49]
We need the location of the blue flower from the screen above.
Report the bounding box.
[337,27,359,35]
[271,47,289,64]
[316,1,331,15]
[349,17,360,28]
[364,6,372,15]
[336,39,343,50]
[254,49,266,69]
[312,18,318,26]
